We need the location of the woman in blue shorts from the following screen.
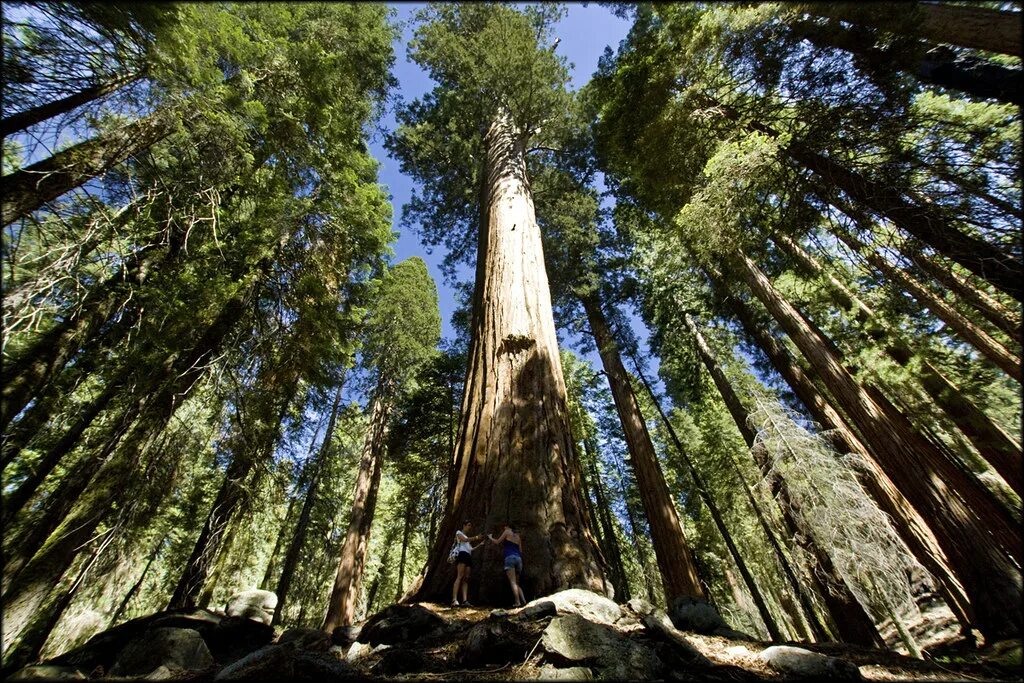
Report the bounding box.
[488,522,526,607]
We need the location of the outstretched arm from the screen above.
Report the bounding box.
[488,529,509,544]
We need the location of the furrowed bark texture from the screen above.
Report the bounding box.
[667,320,830,641]
[323,392,390,631]
[582,294,705,601]
[732,251,1022,641]
[774,233,1022,494]
[720,286,975,629]
[834,229,1022,383]
[413,112,607,605]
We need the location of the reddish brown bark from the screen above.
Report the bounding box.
[732,251,1021,640]
[582,294,704,602]
[412,111,607,605]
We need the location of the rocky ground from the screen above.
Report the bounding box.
[9,588,1022,681]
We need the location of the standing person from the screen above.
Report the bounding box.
[452,521,483,607]
[489,522,526,607]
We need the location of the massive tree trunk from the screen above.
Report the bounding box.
[273,386,344,625]
[627,350,783,641]
[718,285,975,630]
[1,245,162,430]
[831,228,1021,383]
[774,233,1022,494]
[788,17,1022,105]
[711,99,1022,300]
[1,108,180,226]
[0,73,141,138]
[411,111,607,605]
[580,293,704,602]
[804,2,1022,57]
[322,392,390,631]
[731,251,1022,640]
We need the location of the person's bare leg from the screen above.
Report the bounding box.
[452,566,464,605]
[505,568,519,606]
[514,570,526,605]
[461,568,471,604]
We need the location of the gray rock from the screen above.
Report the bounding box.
[537,665,594,680]
[278,627,332,652]
[205,616,276,665]
[757,645,862,680]
[215,642,359,680]
[541,614,663,680]
[225,589,278,626]
[526,589,622,625]
[346,641,373,662]
[8,665,86,680]
[641,610,712,666]
[668,596,728,634]
[330,625,361,646]
[625,598,656,618]
[518,600,557,621]
[109,627,214,677]
[358,604,447,646]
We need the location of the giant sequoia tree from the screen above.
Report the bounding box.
[387,4,608,604]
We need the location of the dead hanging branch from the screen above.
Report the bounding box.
[746,391,921,625]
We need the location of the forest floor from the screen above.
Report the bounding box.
[15,590,1022,681]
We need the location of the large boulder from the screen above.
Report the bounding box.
[225,590,278,626]
[538,665,594,680]
[204,616,276,665]
[47,608,222,673]
[757,645,861,680]
[526,589,623,626]
[461,618,534,666]
[215,642,360,680]
[278,628,332,653]
[541,614,664,680]
[8,665,86,680]
[108,627,214,678]
[358,604,447,646]
[668,596,729,635]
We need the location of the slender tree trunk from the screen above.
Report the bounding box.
[805,2,1022,57]
[322,391,391,631]
[626,344,782,640]
[412,111,607,605]
[1,306,139,470]
[110,538,165,627]
[718,284,976,630]
[3,365,131,522]
[833,228,1021,382]
[1,289,246,650]
[395,502,416,603]
[774,233,1022,493]
[581,293,704,601]
[365,524,401,616]
[788,17,1022,105]
[273,386,344,625]
[0,73,141,138]
[731,250,1022,640]
[900,239,1021,344]
[1,108,181,226]
[711,99,1023,299]
[168,375,298,610]
[1,244,162,430]
[634,329,835,643]
[616,471,659,605]
[582,440,631,603]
